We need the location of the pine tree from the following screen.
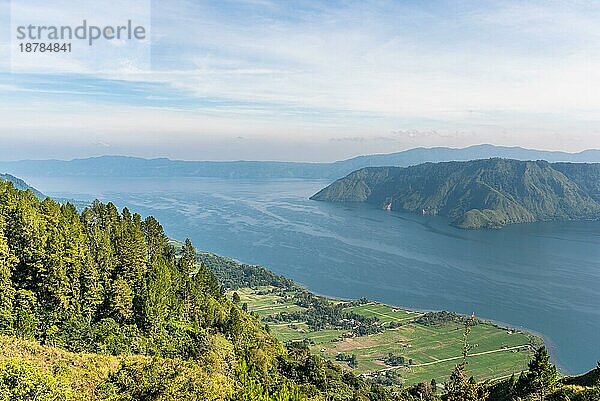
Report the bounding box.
[232,292,241,304]
[39,199,72,318]
[13,289,38,338]
[110,277,134,323]
[178,238,196,276]
[526,346,558,401]
[0,216,17,332]
[177,239,196,320]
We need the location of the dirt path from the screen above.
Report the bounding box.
[271,321,306,327]
[358,307,423,323]
[378,344,531,372]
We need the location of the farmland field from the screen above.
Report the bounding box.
[232,287,540,386]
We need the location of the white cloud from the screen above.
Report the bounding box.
[1,0,600,159]
[130,1,600,119]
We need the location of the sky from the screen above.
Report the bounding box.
[0,0,599,162]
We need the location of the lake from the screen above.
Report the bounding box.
[22,175,600,375]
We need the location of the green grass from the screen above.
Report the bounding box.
[312,322,535,385]
[271,323,347,344]
[233,287,538,386]
[343,303,422,324]
[230,287,346,343]
[230,287,307,317]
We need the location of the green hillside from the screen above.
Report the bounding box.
[0,173,45,199]
[311,159,600,229]
[0,178,397,400]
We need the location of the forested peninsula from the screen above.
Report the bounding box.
[311,159,600,229]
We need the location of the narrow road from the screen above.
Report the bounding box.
[271,321,306,327]
[353,307,423,323]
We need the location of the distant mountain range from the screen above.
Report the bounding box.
[310,159,600,229]
[2,144,600,180]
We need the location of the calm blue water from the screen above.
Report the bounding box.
[22,175,600,375]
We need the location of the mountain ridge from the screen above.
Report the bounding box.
[3,144,600,180]
[310,158,600,229]
[0,173,46,199]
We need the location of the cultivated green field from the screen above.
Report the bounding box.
[233,287,307,317]
[313,318,534,385]
[232,287,540,386]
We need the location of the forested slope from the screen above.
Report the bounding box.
[0,180,393,400]
[0,173,45,199]
[311,159,600,228]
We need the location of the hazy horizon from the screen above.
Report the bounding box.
[2,1,600,161]
[1,142,600,164]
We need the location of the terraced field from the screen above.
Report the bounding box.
[232,287,540,386]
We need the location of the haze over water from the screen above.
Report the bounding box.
[25,175,600,375]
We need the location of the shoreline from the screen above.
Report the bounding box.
[296,281,568,375]
[198,248,568,375]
